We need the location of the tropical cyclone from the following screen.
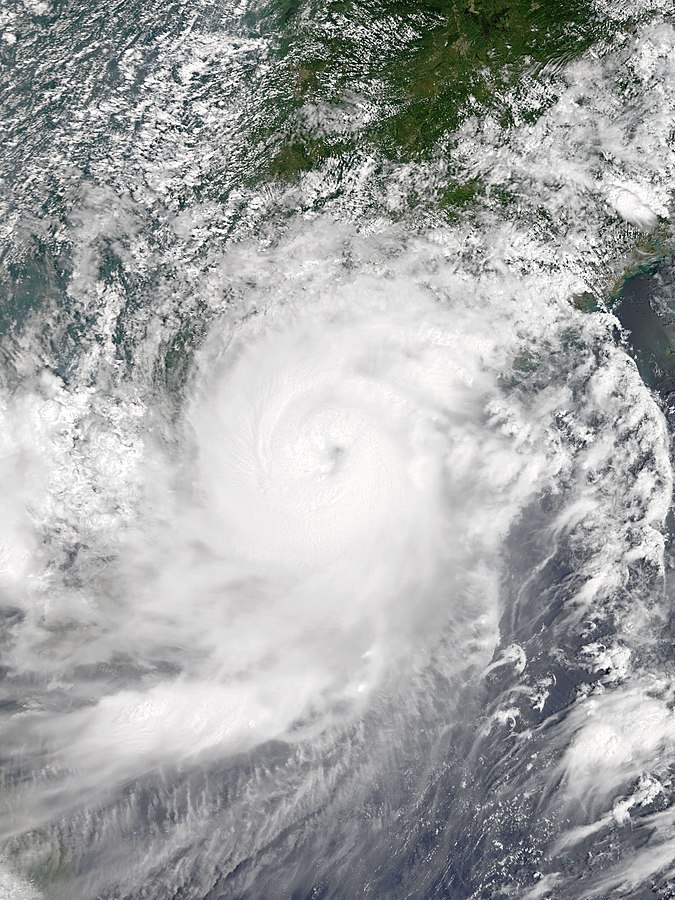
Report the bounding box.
[49,268,551,778]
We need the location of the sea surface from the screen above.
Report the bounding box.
[1,0,675,897]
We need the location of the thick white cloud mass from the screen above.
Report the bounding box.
[0,247,554,819]
[0,210,673,898]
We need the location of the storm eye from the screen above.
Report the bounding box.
[328,443,344,471]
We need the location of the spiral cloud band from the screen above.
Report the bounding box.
[1,248,556,841]
[44,273,524,780]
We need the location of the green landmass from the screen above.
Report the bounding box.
[251,0,608,181]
